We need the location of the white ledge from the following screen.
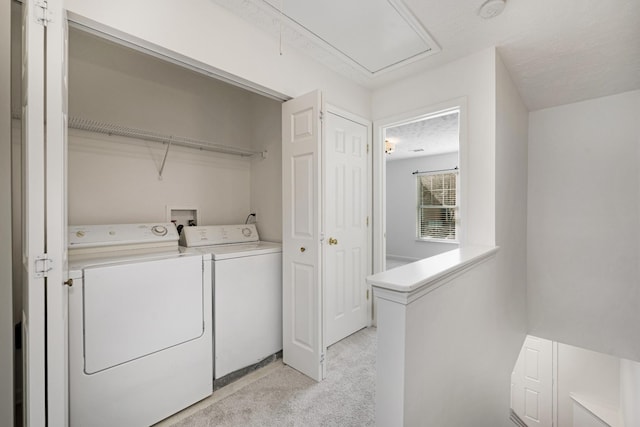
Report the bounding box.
[367,245,498,304]
[570,393,620,427]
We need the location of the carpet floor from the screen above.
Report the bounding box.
[165,327,376,427]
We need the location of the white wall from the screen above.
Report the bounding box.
[495,52,529,356]
[373,48,496,247]
[398,256,512,426]
[251,99,282,242]
[528,90,640,361]
[372,48,528,426]
[0,0,14,424]
[69,29,258,150]
[620,359,640,427]
[64,0,371,119]
[385,153,459,260]
[68,134,254,225]
[67,29,282,229]
[250,96,282,242]
[557,343,620,427]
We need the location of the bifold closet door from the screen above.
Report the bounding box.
[21,0,47,423]
[282,90,326,382]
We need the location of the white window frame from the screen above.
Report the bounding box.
[416,170,459,243]
[373,98,467,273]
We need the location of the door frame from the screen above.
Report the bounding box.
[29,11,378,413]
[65,12,290,103]
[372,97,468,273]
[20,9,290,425]
[324,104,374,326]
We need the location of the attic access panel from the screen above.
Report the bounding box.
[262,0,439,75]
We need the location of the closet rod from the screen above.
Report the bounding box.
[412,166,458,175]
[68,117,261,158]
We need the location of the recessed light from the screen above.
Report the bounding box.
[478,0,506,19]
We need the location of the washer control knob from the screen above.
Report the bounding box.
[151,225,168,236]
[75,231,85,238]
[242,227,252,237]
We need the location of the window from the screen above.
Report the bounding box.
[417,172,458,241]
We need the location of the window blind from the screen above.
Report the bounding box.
[417,172,457,240]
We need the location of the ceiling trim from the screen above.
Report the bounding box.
[386,0,441,57]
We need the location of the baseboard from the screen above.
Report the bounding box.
[510,410,528,427]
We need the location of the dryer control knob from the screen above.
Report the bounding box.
[242,227,252,237]
[151,225,168,236]
[75,231,85,238]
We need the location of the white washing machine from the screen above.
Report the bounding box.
[67,223,212,427]
[180,224,282,379]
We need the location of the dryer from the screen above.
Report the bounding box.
[68,223,212,427]
[180,224,282,379]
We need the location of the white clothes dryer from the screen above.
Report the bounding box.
[68,223,212,427]
[180,224,282,379]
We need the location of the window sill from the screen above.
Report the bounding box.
[415,238,459,244]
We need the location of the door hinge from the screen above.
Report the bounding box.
[367,143,369,154]
[320,352,325,364]
[366,289,370,300]
[34,253,53,278]
[319,110,324,121]
[366,216,369,226]
[35,0,52,26]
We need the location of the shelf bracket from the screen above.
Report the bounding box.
[158,137,173,179]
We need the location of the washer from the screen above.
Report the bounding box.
[180,224,282,379]
[68,223,212,427]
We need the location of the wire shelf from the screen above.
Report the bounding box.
[68,116,260,158]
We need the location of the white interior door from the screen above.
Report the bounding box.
[21,0,46,424]
[282,90,326,381]
[45,1,69,425]
[511,335,553,427]
[324,110,369,346]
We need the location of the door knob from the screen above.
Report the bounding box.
[300,247,306,252]
[328,237,338,245]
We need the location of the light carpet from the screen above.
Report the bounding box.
[169,327,376,427]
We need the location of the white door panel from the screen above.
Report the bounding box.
[21,0,46,424]
[511,335,553,427]
[45,1,69,424]
[282,90,325,381]
[325,112,368,346]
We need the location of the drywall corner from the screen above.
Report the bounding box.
[495,49,529,358]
